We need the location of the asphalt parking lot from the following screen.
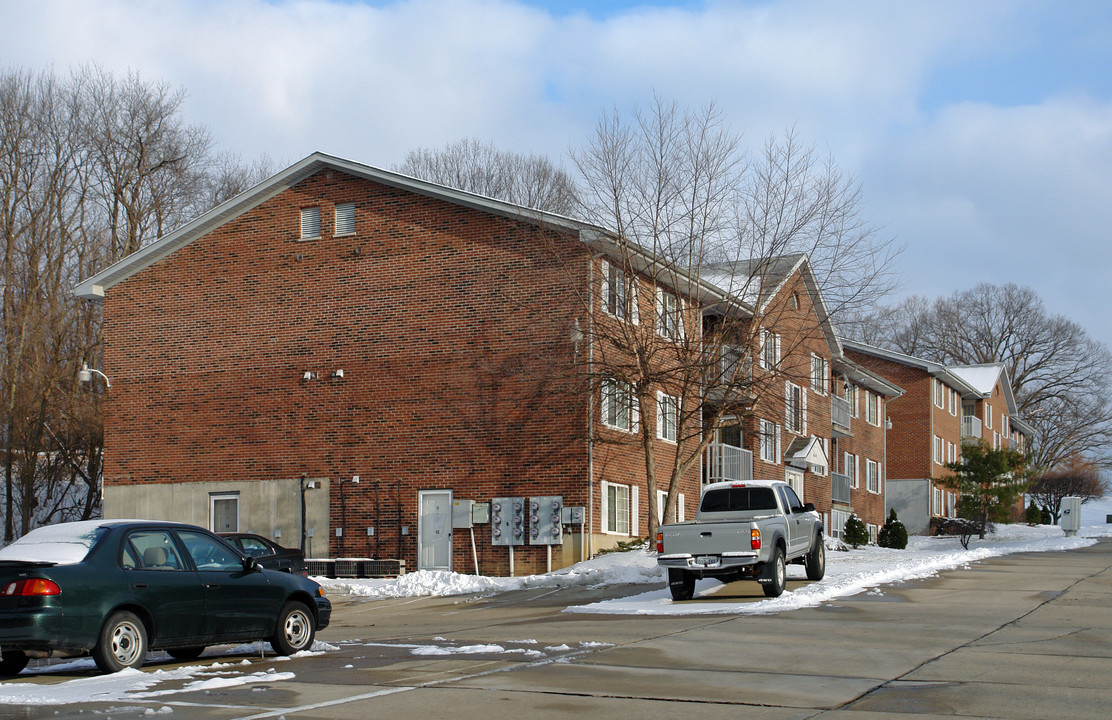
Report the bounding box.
[5,538,1111,719]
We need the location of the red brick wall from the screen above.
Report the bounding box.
[102,169,593,575]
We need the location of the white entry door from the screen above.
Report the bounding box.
[785,468,805,501]
[418,490,452,571]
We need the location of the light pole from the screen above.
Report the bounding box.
[339,475,360,556]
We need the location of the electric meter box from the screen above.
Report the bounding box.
[528,496,563,545]
[1061,496,1082,536]
[490,497,525,546]
[452,500,474,529]
[561,506,585,525]
[471,501,490,525]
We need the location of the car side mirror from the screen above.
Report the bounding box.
[801,503,815,513]
[244,556,259,572]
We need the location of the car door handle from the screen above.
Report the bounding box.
[132,583,148,590]
[205,583,220,589]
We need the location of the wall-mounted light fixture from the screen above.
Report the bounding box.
[302,371,317,381]
[78,363,111,388]
[331,369,344,379]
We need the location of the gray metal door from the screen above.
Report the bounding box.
[418,490,452,570]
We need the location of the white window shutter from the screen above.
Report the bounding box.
[631,485,640,535]
[630,278,640,325]
[774,334,781,367]
[600,260,611,310]
[758,328,766,369]
[655,391,664,438]
[802,388,808,436]
[776,424,782,462]
[600,482,609,533]
[678,297,685,338]
[631,392,640,432]
[678,493,685,521]
[784,381,792,428]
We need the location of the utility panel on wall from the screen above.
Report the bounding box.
[528,496,563,545]
[490,497,525,546]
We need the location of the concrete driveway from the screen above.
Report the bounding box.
[7,538,1111,719]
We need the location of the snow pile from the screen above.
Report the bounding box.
[318,517,1112,616]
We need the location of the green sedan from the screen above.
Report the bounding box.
[0,519,331,676]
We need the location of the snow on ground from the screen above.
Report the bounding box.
[318,517,1112,617]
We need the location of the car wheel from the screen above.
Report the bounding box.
[805,535,826,581]
[93,611,148,673]
[667,569,696,601]
[167,646,206,661]
[0,650,29,676]
[762,547,787,598]
[270,601,315,655]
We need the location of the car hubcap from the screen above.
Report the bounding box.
[111,621,143,666]
[776,558,785,586]
[284,610,311,650]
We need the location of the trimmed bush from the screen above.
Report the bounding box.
[843,514,869,549]
[878,508,908,549]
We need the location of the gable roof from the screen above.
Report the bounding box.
[949,363,1025,424]
[842,340,980,396]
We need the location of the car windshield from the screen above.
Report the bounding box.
[700,487,778,513]
[0,520,110,565]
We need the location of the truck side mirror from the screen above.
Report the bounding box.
[801,503,815,513]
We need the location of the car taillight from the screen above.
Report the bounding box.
[2,578,61,596]
[655,532,664,553]
[751,528,761,550]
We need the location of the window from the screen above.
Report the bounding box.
[993,431,1001,449]
[932,486,942,516]
[785,381,807,435]
[210,493,239,533]
[947,441,956,464]
[844,452,858,488]
[810,355,827,394]
[759,419,781,464]
[125,531,185,571]
[655,289,684,339]
[760,329,780,371]
[949,388,958,416]
[865,390,881,426]
[714,345,748,385]
[335,203,355,236]
[866,459,880,493]
[601,261,638,323]
[934,378,944,408]
[850,386,859,418]
[602,481,632,535]
[300,206,321,240]
[656,392,678,442]
[601,379,639,432]
[867,524,878,545]
[933,435,943,465]
[830,508,850,540]
[178,530,244,572]
[984,403,992,429]
[1002,414,1009,436]
[656,490,686,524]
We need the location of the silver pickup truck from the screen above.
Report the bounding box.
[655,479,825,600]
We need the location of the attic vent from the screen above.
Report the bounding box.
[335,203,355,236]
[301,207,321,240]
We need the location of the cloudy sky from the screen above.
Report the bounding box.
[4,0,1111,347]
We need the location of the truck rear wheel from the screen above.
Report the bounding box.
[762,548,786,598]
[668,569,695,601]
[805,535,826,581]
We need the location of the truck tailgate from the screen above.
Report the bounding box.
[659,521,752,556]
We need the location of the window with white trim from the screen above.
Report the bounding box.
[810,354,827,394]
[759,419,781,464]
[934,378,944,408]
[334,203,355,236]
[601,481,631,535]
[984,403,992,429]
[785,381,807,435]
[830,508,850,540]
[850,386,859,418]
[865,390,881,426]
[844,452,858,488]
[933,435,943,465]
[866,459,880,493]
[300,206,321,240]
[993,431,1000,449]
[760,329,780,371]
[656,392,678,443]
[932,486,942,516]
[947,441,956,464]
[949,388,958,416]
[655,288,684,339]
[867,524,878,545]
[601,379,639,432]
[601,260,638,323]
[656,490,686,524]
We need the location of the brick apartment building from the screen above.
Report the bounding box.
[844,342,1033,534]
[75,153,906,574]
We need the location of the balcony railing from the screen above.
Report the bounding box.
[832,395,851,433]
[704,443,753,484]
[832,472,852,504]
[962,415,982,440]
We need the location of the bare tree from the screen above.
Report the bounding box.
[395,138,579,216]
[1027,455,1105,523]
[853,283,1112,473]
[570,98,894,538]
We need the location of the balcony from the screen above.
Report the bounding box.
[962,415,982,443]
[832,472,852,505]
[831,395,852,437]
[704,443,753,484]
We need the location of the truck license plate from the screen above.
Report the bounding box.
[695,555,720,568]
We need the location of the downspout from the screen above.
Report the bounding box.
[586,252,602,561]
